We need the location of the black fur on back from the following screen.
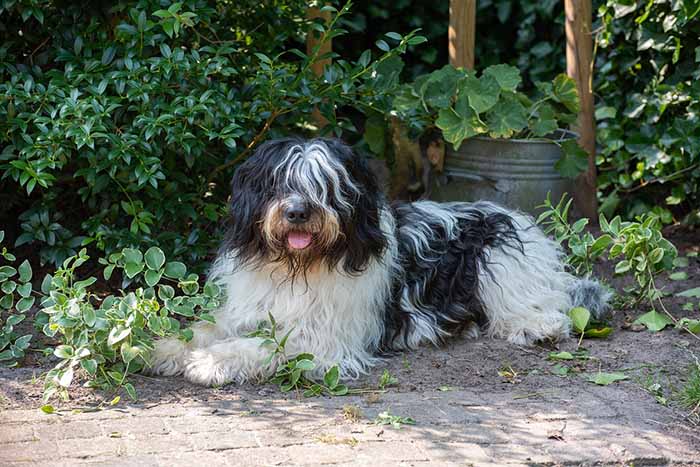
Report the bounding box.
[382,202,523,349]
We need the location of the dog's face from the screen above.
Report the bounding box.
[223,138,387,278]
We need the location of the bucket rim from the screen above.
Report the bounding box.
[457,129,579,145]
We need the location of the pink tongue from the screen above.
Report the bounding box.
[287,231,312,250]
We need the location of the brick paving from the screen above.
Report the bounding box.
[1,385,698,466]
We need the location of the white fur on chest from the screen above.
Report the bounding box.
[208,241,395,377]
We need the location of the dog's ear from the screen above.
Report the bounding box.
[222,141,285,259]
[320,138,388,274]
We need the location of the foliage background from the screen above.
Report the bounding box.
[0,0,415,268]
[1,0,698,270]
[339,0,700,224]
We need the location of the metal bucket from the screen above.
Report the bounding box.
[430,131,576,215]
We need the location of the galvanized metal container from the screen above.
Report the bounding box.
[430,131,576,215]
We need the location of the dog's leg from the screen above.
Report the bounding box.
[478,226,574,346]
[147,321,222,377]
[183,336,277,386]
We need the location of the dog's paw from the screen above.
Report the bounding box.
[183,349,236,387]
[505,312,570,346]
[147,338,188,376]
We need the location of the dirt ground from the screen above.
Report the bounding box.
[1,228,699,465]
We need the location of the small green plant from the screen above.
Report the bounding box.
[39,246,222,401]
[567,307,613,348]
[377,369,398,390]
[679,364,700,415]
[391,65,588,179]
[248,313,349,397]
[538,193,687,334]
[0,231,34,366]
[373,410,416,429]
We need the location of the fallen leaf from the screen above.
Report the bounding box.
[669,271,688,281]
[584,326,613,338]
[587,372,629,386]
[634,310,673,332]
[677,287,700,298]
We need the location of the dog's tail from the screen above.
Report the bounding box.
[567,277,613,321]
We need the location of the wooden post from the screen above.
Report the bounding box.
[306,5,332,128]
[449,0,476,69]
[565,0,598,220]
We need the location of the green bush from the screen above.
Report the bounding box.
[337,0,565,85]
[595,0,700,224]
[0,0,421,266]
[40,246,221,401]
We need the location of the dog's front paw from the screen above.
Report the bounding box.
[183,349,237,387]
[147,337,189,376]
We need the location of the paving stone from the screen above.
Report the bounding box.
[1,387,699,466]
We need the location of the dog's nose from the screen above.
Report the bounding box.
[284,202,310,224]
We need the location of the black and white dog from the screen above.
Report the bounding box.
[150,137,609,386]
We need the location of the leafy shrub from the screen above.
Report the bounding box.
[0,0,422,266]
[595,0,700,224]
[337,0,566,85]
[40,246,221,401]
[389,64,587,178]
[0,231,34,366]
[537,193,691,334]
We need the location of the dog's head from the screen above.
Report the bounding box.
[223,137,387,278]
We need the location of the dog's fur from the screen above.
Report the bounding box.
[149,137,610,386]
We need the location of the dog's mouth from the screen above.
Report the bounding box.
[287,231,313,250]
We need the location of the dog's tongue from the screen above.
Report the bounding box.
[287,231,312,250]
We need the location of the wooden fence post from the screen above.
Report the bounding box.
[565,0,598,220]
[449,0,476,69]
[306,5,332,128]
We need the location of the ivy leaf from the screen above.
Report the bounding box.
[669,271,687,281]
[145,269,163,287]
[530,103,558,137]
[548,351,574,360]
[555,140,589,178]
[122,248,143,265]
[552,74,580,113]
[462,74,500,114]
[18,260,32,283]
[164,262,187,279]
[677,287,700,298]
[144,247,165,271]
[436,95,487,150]
[677,318,700,335]
[107,326,131,346]
[567,307,590,334]
[16,296,35,313]
[587,372,628,386]
[323,365,340,389]
[124,262,144,279]
[485,96,527,138]
[483,64,521,92]
[420,65,464,109]
[120,343,140,364]
[633,310,673,332]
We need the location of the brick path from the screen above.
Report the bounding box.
[1,384,698,466]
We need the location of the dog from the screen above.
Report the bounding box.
[149,137,610,386]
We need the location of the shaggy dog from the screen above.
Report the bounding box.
[149,137,610,386]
